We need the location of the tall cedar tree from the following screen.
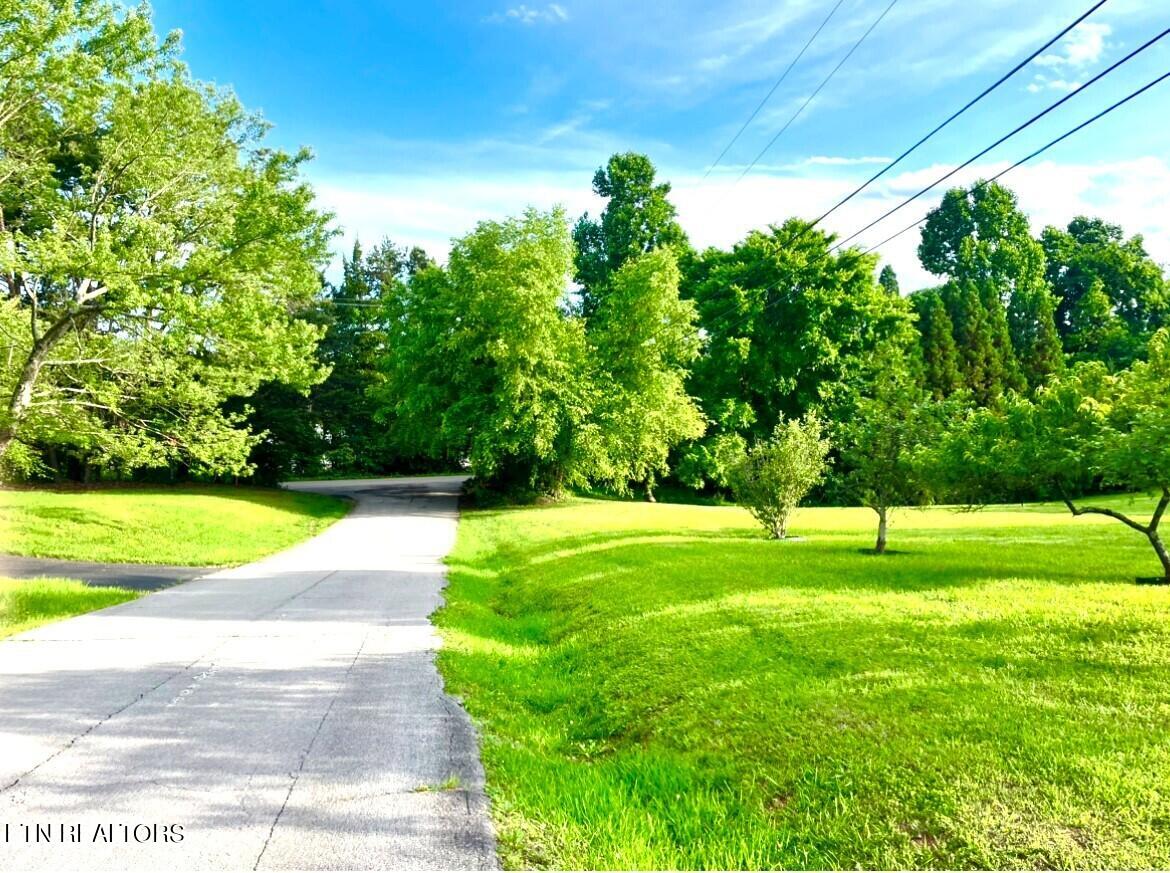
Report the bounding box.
[919,182,1062,396]
[910,289,963,398]
[572,153,688,318]
[313,240,431,473]
[878,264,901,296]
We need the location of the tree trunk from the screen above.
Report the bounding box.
[773,513,788,540]
[875,506,889,554]
[1151,529,1170,581]
[644,474,656,503]
[0,313,79,462]
[1064,487,1170,583]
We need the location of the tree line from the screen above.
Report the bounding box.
[2,2,1168,578]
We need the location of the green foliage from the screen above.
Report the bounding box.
[438,495,1170,869]
[0,0,332,477]
[878,264,900,296]
[0,485,349,565]
[727,412,830,539]
[931,330,1170,578]
[378,208,595,496]
[1,577,140,639]
[919,182,1061,394]
[572,153,689,317]
[587,249,705,497]
[314,239,429,472]
[1041,217,1170,369]
[682,220,917,490]
[910,288,962,398]
[837,356,946,551]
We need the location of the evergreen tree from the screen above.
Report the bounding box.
[878,265,901,296]
[919,182,1060,394]
[572,153,688,317]
[910,289,962,398]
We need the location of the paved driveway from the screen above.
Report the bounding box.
[0,475,496,870]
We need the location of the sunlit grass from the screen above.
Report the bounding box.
[0,577,140,638]
[0,485,350,565]
[436,494,1170,869]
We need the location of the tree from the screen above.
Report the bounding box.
[0,1,332,476]
[588,249,705,499]
[1041,216,1169,369]
[728,413,830,540]
[878,264,901,296]
[838,355,941,553]
[376,208,596,496]
[941,279,1024,405]
[919,182,1062,391]
[680,220,918,490]
[910,289,962,398]
[934,330,1170,581]
[313,239,431,473]
[572,153,688,317]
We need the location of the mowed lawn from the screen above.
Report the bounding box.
[0,577,140,639]
[436,495,1170,870]
[0,486,350,565]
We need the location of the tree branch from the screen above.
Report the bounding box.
[1062,496,1151,535]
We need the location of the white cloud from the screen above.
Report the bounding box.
[1035,22,1112,68]
[800,155,893,166]
[311,156,1170,293]
[1027,74,1084,94]
[1030,22,1110,93]
[487,3,569,25]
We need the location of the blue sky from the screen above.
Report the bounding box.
[150,0,1170,289]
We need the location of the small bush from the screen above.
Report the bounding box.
[728,413,830,539]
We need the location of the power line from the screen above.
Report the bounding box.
[703,62,1170,347]
[704,0,849,179]
[810,0,1111,227]
[830,24,1170,251]
[860,68,1170,257]
[733,0,901,186]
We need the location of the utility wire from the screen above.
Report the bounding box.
[703,60,1170,346]
[733,0,901,186]
[810,0,1111,227]
[859,68,1170,256]
[830,24,1170,251]
[704,0,849,179]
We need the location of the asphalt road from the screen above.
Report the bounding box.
[0,553,209,591]
[0,475,496,870]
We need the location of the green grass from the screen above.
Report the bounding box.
[0,577,140,638]
[436,495,1170,870]
[0,485,350,565]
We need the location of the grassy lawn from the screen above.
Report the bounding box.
[437,495,1170,870]
[0,485,350,565]
[0,577,140,639]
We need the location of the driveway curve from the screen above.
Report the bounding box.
[0,475,496,870]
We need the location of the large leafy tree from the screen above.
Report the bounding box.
[679,220,918,489]
[587,248,704,500]
[919,182,1062,392]
[931,330,1170,581]
[1041,216,1169,369]
[572,152,688,317]
[377,208,596,496]
[0,1,331,475]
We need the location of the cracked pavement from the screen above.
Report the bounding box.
[0,475,497,870]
